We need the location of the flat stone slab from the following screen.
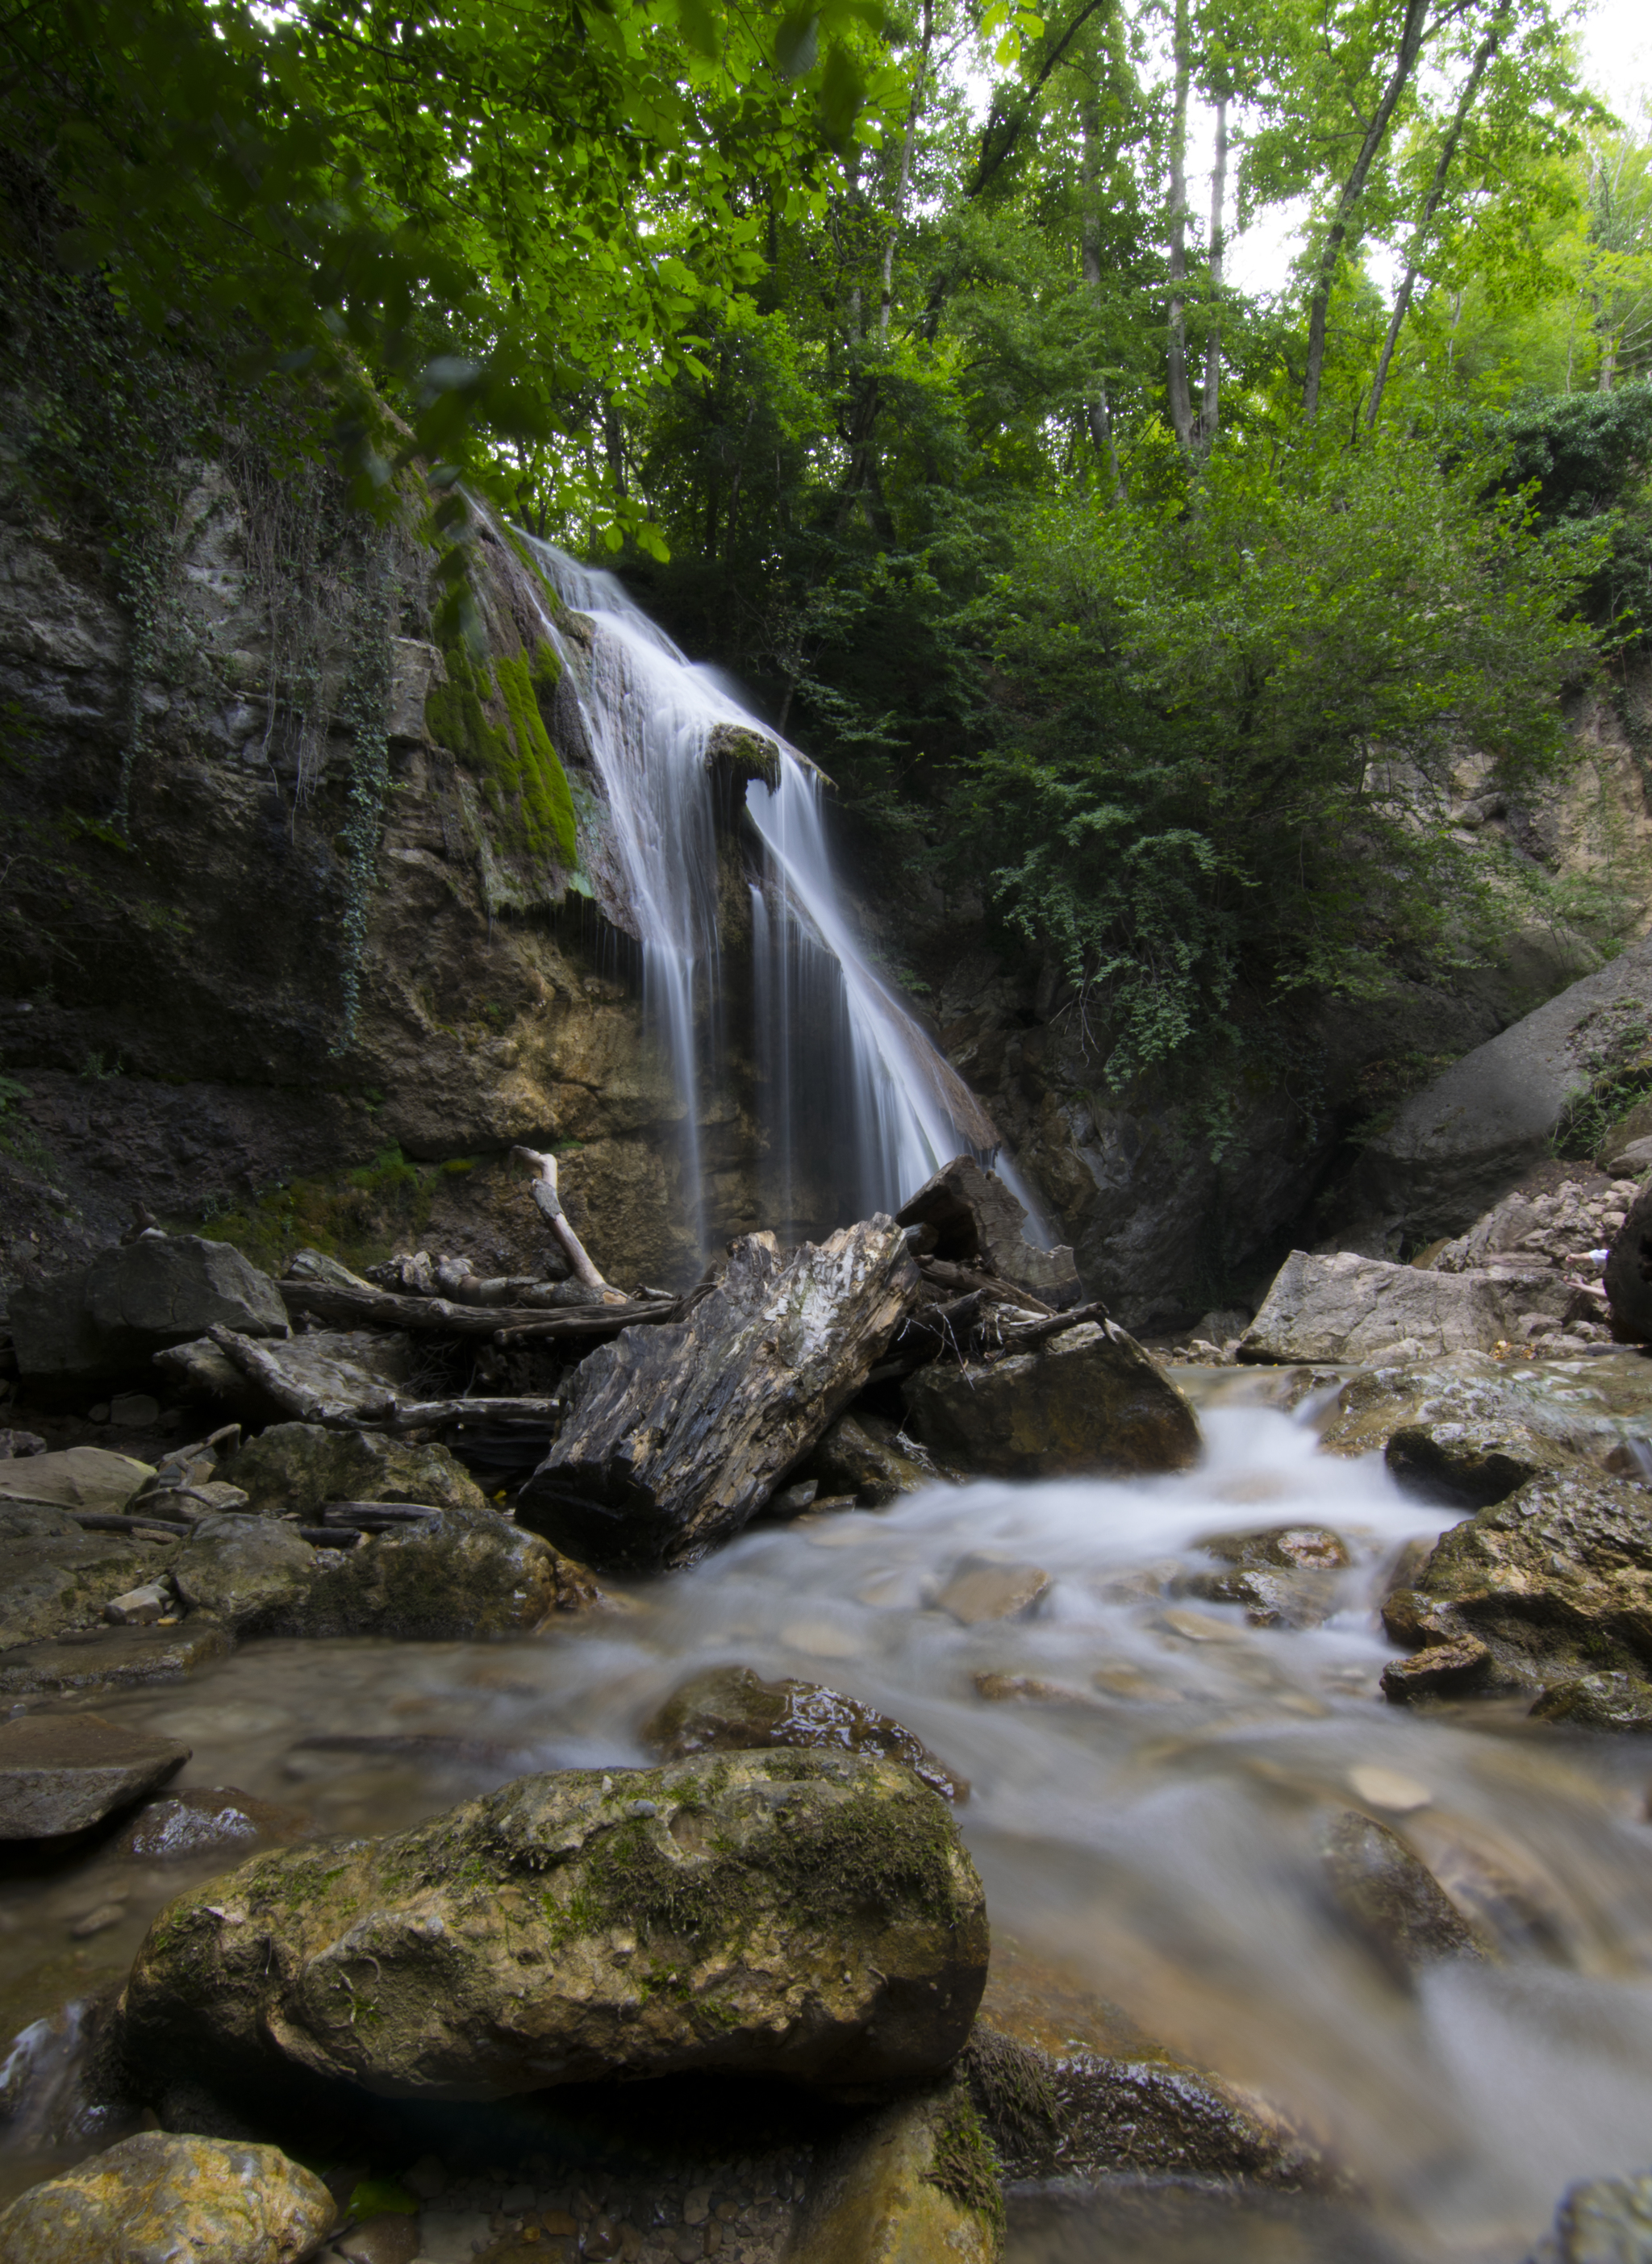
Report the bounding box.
[0,1711,190,1838]
[0,1623,232,1695]
[0,1446,154,1516]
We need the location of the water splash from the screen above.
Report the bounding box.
[514,534,1015,1248]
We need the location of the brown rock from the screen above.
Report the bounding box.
[1380,1637,1494,1704]
[0,2130,334,2262]
[1317,1808,1485,1981]
[903,1323,1199,1481]
[0,1710,190,1838]
[640,1664,967,1801]
[327,2215,423,2264]
[937,1561,1050,1626]
[1197,1525,1350,1570]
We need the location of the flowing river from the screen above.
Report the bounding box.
[6,1371,1652,2262]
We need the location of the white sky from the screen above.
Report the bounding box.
[1209,0,1652,298]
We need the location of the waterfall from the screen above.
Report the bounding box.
[512,533,1038,1249]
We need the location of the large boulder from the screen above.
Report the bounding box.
[1318,1350,1652,1470]
[518,1222,920,1572]
[896,1153,1082,1311]
[290,1499,599,1637]
[0,2131,335,2262]
[1237,1249,1570,1365]
[1386,1469,1652,1691]
[221,1424,486,1520]
[641,1664,967,1800]
[119,1752,989,2103]
[10,1237,288,1382]
[0,1710,190,1838]
[901,1321,1199,1480]
[0,1503,164,1651]
[169,1514,319,1630]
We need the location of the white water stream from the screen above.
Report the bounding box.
[512,538,1042,1246]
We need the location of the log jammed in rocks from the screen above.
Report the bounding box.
[896,1155,1084,1311]
[275,1277,676,1342]
[517,1219,920,1571]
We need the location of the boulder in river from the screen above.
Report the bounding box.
[10,1236,288,1384]
[0,2130,336,2262]
[901,1321,1199,1480]
[0,1503,167,1653]
[0,1445,154,1517]
[1316,1809,1485,1983]
[1383,1418,1575,1509]
[1529,1672,1652,1731]
[0,1710,190,1838]
[114,1786,314,1862]
[291,1498,600,1637]
[1527,2170,1652,2264]
[1237,1249,1568,1366]
[641,1663,967,1800]
[791,2077,1002,2264]
[1388,1469,1652,1693]
[518,1220,920,1572]
[119,1751,988,2102]
[169,1513,318,1631]
[221,1424,486,1520]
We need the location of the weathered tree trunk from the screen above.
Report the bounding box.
[516,1220,921,1571]
[1200,95,1229,444]
[511,1147,612,1294]
[276,1278,674,1340]
[1164,0,1195,455]
[1079,85,1128,505]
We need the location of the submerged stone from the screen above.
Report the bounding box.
[902,1322,1199,1481]
[1530,1674,1652,1731]
[0,1622,232,1695]
[1175,1566,1338,1628]
[0,2130,335,2263]
[1316,1808,1484,1983]
[119,1750,988,2102]
[114,1786,313,1862]
[1196,1525,1351,1571]
[641,1663,967,1801]
[937,1561,1051,1625]
[0,1711,190,1839]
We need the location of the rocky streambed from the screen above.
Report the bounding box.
[7,1352,1652,2262]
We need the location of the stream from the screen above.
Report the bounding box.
[6,1372,1652,2262]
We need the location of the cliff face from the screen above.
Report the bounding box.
[0,442,765,1297]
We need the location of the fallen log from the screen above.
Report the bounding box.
[276,1278,673,1339]
[516,1219,921,1573]
[511,1145,615,1296]
[492,1300,678,1345]
[382,1396,563,1429]
[917,1255,1053,1314]
[66,1511,186,1540]
[321,1501,444,1528]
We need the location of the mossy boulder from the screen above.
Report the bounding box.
[0,2131,335,2262]
[119,1751,989,2104]
[791,2078,1003,2264]
[1394,1470,1652,1694]
[641,1665,967,1801]
[1529,1671,1652,1730]
[170,1514,318,1630]
[221,1424,486,1520]
[902,1323,1199,1481]
[286,1499,599,1638]
[0,1505,160,1651]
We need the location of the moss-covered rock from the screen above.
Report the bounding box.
[119,1751,989,2104]
[0,1506,160,1651]
[222,1424,486,1520]
[902,1323,1199,1481]
[0,2131,335,2262]
[286,1499,599,1638]
[790,2078,1003,2264]
[169,1513,318,1631]
[641,1665,967,1801]
[1384,1419,1575,1509]
[1529,1671,1652,1730]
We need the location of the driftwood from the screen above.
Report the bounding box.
[516,1219,921,1573]
[899,1155,1083,1311]
[321,1501,443,1531]
[67,1511,186,1539]
[276,1278,673,1342]
[917,1256,1052,1313]
[209,1325,396,1425]
[384,1395,563,1429]
[511,1146,615,1296]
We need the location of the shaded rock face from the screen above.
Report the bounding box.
[0,1711,190,1838]
[895,1154,1081,1311]
[222,1424,486,1520]
[641,1665,967,1803]
[1529,1672,1652,1730]
[790,2079,1002,2264]
[1237,1249,1569,1366]
[519,1222,920,1572]
[901,1322,1199,1480]
[1391,1470,1652,1691]
[10,1236,289,1385]
[0,2130,336,2263]
[119,1752,989,2103]
[1384,1420,1575,1509]
[799,1411,938,1507]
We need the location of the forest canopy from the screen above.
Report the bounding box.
[3,0,1651,1087]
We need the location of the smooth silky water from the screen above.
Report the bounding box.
[6,1381,1652,2259]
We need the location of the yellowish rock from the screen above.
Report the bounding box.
[0,2130,335,2262]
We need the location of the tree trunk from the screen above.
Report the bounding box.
[511,1146,611,1293]
[1165,0,1195,454]
[1302,0,1432,423]
[1200,94,1229,444]
[1366,4,1507,431]
[878,0,933,342]
[516,1220,920,1571]
[1079,85,1128,504]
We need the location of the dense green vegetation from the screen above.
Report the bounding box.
[3,0,1651,1086]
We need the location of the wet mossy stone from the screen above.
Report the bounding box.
[282,1498,599,1639]
[170,1513,317,1631]
[221,1424,486,1521]
[1385,1419,1575,1510]
[1530,1672,1652,1730]
[641,1664,968,1801]
[791,2077,1003,2264]
[1316,1809,1485,1983]
[0,2130,336,2262]
[119,1750,990,2103]
[1529,2171,1652,2264]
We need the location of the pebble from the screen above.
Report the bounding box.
[1347,1764,1432,1813]
[68,1899,127,1939]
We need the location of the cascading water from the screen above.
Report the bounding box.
[511,533,1032,1248]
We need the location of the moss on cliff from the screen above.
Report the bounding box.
[425,638,578,873]
[189,1145,472,1272]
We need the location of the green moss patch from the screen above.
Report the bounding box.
[189,1145,481,1274]
[425,638,578,872]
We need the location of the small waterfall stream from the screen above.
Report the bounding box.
[513,537,1026,1246]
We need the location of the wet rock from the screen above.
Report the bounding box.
[1399,1470,1652,1691]
[1528,2170,1652,2264]
[896,1153,1083,1313]
[1380,1637,1495,1703]
[1529,1673,1652,1730]
[973,1673,1095,1707]
[0,1445,155,1517]
[1197,1525,1351,1570]
[222,1424,486,1521]
[802,1411,939,1507]
[323,2217,423,2264]
[115,1786,314,1862]
[290,1499,599,1638]
[0,1711,190,1837]
[0,1621,232,1695]
[641,1664,967,1801]
[902,1322,1199,1481]
[10,1236,288,1383]
[0,1507,163,1651]
[120,1751,988,2100]
[1237,1250,1566,1366]
[964,1945,1331,2189]
[1316,1809,1484,1982]
[1175,1566,1338,1628]
[0,2129,335,2262]
[937,1561,1051,1625]
[169,1513,318,1631]
[519,1221,920,1573]
[790,2078,1002,2264]
[1384,1420,1575,1508]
